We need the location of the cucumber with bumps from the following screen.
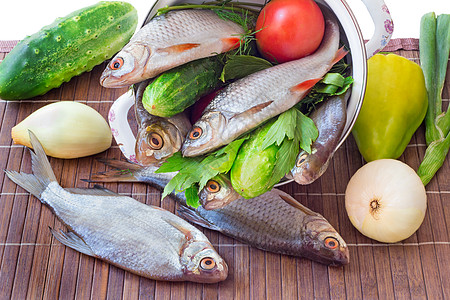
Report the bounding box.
[0,1,138,100]
[142,57,224,118]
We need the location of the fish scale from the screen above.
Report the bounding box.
[178,188,349,266]
[42,183,196,277]
[142,10,238,44]
[182,10,347,157]
[101,9,245,87]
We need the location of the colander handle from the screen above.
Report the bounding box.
[361,0,394,58]
[108,89,138,163]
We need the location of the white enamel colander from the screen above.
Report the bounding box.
[108,0,393,167]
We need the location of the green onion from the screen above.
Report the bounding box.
[416,12,450,185]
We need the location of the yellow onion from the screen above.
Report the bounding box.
[345,159,427,243]
[12,101,112,159]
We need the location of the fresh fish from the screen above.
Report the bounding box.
[198,174,241,210]
[88,162,349,266]
[134,80,191,166]
[178,189,349,266]
[289,94,347,184]
[100,9,244,88]
[182,10,347,157]
[5,132,227,283]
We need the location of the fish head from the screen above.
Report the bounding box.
[181,241,228,283]
[182,111,227,157]
[199,174,241,210]
[301,215,349,266]
[100,43,151,88]
[291,148,328,185]
[135,119,185,165]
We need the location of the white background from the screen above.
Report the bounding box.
[0,0,448,40]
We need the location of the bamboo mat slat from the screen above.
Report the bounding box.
[0,40,449,300]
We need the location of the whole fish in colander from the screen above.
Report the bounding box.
[182,10,347,157]
[289,93,347,184]
[100,9,244,88]
[134,80,191,166]
[5,132,227,283]
[88,162,349,266]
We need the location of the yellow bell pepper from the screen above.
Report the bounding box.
[352,53,428,162]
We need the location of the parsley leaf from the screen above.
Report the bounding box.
[185,185,200,208]
[296,111,319,154]
[260,108,318,188]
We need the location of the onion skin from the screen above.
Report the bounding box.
[345,159,427,243]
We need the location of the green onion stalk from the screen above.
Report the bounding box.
[417,12,450,185]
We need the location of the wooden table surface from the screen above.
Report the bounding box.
[0,40,449,300]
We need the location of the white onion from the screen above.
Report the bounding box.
[345,159,427,243]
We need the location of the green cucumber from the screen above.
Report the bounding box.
[0,1,138,100]
[142,57,224,118]
[230,119,280,199]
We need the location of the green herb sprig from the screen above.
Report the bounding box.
[259,107,318,188]
[156,137,248,207]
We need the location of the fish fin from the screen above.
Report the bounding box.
[97,158,143,171]
[230,101,273,121]
[157,43,201,54]
[83,159,142,183]
[49,227,96,257]
[177,206,222,231]
[83,169,139,183]
[166,219,194,241]
[4,130,57,199]
[332,46,348,65]
[221,37,241,50]
[65,185,119,197]
[276,190,318,216]
[290,78,322,93]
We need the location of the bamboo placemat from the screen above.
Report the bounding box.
[0,39,449,299]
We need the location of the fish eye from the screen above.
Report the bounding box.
[200,257,216,270]
[110,57,124,70]
[296,153,308,167]
[189,127,203,140]
[206,180,220,193]
[324,237,339,250]
[147,132,163,150]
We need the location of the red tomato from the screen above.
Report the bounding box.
[255,0,325,63]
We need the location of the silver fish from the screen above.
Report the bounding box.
[178,189,349,266]
[6,132,227,283]
[289,94,347,184]
[88,162,349,266]
[134,80,191,166]
[100,9,244,88]
[182,10,347,157]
